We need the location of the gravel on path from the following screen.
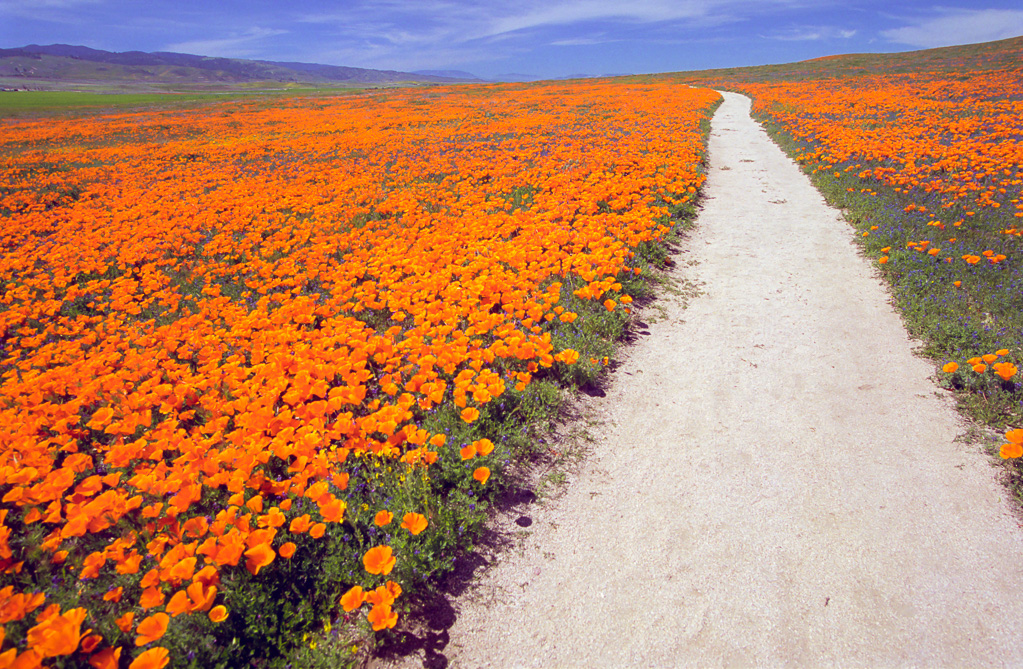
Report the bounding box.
[381,91,1023,668]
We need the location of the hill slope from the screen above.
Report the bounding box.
[0,43,479,88]
[667,34,1023,84]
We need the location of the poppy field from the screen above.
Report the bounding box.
[718,52,1023,435]
[0,80,720,667]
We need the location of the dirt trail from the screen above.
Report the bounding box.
[385,91,1023,667]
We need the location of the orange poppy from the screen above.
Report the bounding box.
[289,515,312,534]
[1000,442,1023,459]
[362,546,396,576]
[115,612,135,633]
[340,585,365,612]
[243,543,275,576]
[89,647,122,669]
[129,646,170,669]
[164,590,192,617]
[993,362,1018,381]
[367,603,398,631]
[401,513,428,535]
[138,588,164,610]
[25,606,87,657]
[134,613,169,646]
[318,496,347,523]
[80,634,102,654]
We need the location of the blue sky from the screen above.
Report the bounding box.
[2,1,1023,78]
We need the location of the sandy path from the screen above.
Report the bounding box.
[384,91,1023,667]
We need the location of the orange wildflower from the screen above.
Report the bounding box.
[401,513,428,535]
[115,612,134,633]
[555,349,580,365]
[89,647,121,669]
[289,514,312,534]
[340,585,365,612]
[102,587,123,603]
[993,362,1018,380]
[0,76,724,665]
[80,634,102,654]
[138,588,164,610]
[164,591,192,618]
[318,496,347,523]
[473,467,491,484]
[367,604,398,631]
[1000,440,1023,459]
[129,647,170,669]
[134,613,169,646]
[25,606,87,657]
[244,543,275,576]
[363,546,396,575]
[942,362,959,373]
[364,582,401,607]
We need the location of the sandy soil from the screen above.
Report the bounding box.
[377,91,1023,668]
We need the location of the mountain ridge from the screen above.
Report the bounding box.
[0,43,480,87]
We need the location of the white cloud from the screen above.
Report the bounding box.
[765,25,857,41]
[550,36,614,46]
[164,28,287,58]
[290,0,809,69]
[486,0,711,36]
[882,8,1023,48]
[0,0,103,22]
[0,0,99,8]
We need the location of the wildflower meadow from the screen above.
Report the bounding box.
[0,81,719,667]
[4,33,1023,668]
[705,40,1023,476]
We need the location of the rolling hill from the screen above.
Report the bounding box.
[0,43,483,89]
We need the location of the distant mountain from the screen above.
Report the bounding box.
[413,69,484,81]
[0,44,480,87]
[489,72,634,83]
[492,73,544,82]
